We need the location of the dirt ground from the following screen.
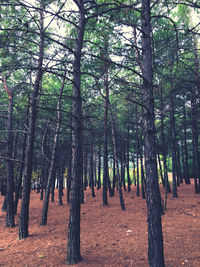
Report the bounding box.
[0,182,200,267]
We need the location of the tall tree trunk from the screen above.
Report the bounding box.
[160,87,171,194]
[67,127,72,203]
[120,139,126,192]
[110,107,125,211]
[191,86,199,194]
[97,142,101,190]
[140,142,146,199]
[5,87,15,227]
[19,0,44,239]
[102,67,109,205]
[83,147,88,190]
[183,103,190,184]
[58,166,63,205]
[169,63,178,198]
[41,72,65,225]
[66,1,85,264]
[89,129,95,198]
[141,1,165,266]
[136,107,140,196]
[126,123,131,192]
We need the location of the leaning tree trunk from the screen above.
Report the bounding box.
[141,1,165,266]
[18,0,44,239]
[40,71,65,225]
[66,1,85,264]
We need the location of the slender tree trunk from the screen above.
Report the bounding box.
[110,107,125,211]
[126,126,131,192]
[66,1,85,264]
[40,72,65,225]
[120,139,126,191]
[19,1,44,239]
[193,42,200,193]
[14,127,27,214]
[67,128,72,203]
[5,91,15,227]
[132,154,136,187]
[191,86,199,193]
[183,104,190,184]
[97,142,101,190]
[141,1,165,265]
[102,66,109,206]
[83,148,88,190]
[140,143,146,199]
[169,63,178,198]
[89,129,95,198]
[160,87,171,193]
[51,170,56,202]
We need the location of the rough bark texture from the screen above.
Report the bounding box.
[66,1,85,264]
[18,0,44,239]
[141,1,165,266]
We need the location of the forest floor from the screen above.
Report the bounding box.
[0,182,200,267]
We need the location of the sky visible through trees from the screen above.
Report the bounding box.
[0,0,200,266]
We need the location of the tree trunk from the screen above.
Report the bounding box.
[169,62,178,198]
[19,0,44,239]
[6,92,15,227]
[66,1,85,264]
[160,87,171,194]
[89,129,95,198]
[102,68,109,205]
[191,86,199,194]
[40,72,65,225]
[110,107,125,211]
[141,1,165,265]
[97,142,101,190]
[183,103,190,184]
[83,147,88,190]
[67,127,72,203]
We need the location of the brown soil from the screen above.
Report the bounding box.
[0,183,200,267]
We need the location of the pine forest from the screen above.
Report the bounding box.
[0,0,200,266]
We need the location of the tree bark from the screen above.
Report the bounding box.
[110,107,125,211]
[41,71,65,225]
[19,0,44,239]
[5,90,15,227]
[141,1,165,266]
[169,63,178,198]
[66,0,85,264]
